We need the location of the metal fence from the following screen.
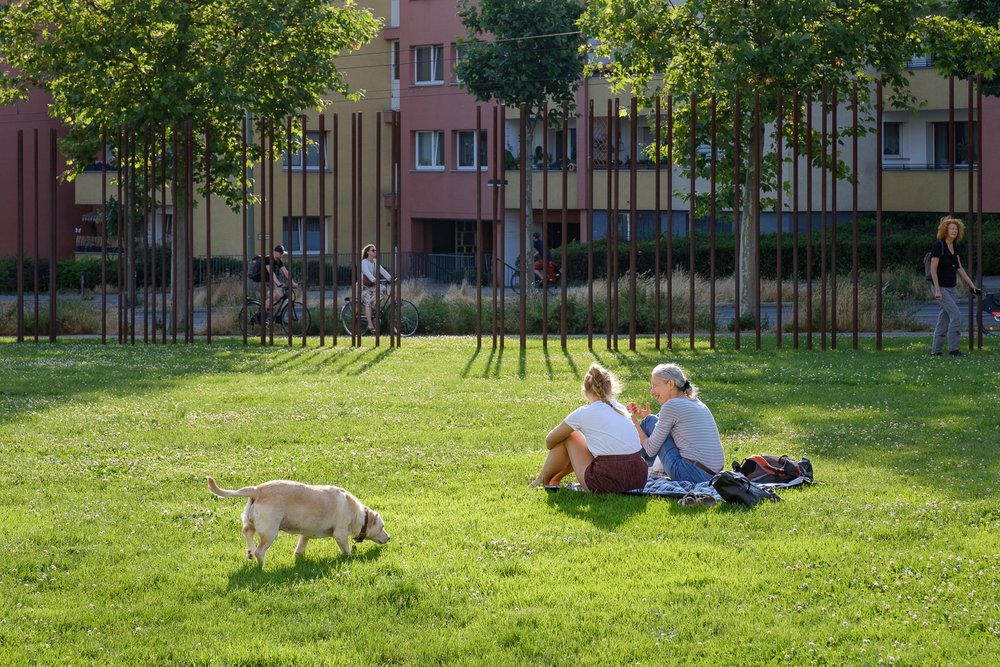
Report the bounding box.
[4,80,993,352]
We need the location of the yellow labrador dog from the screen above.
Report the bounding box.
[207,477,390,566]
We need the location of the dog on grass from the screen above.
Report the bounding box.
[206,477,390,566]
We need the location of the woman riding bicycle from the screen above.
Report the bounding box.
[360,243,392,335]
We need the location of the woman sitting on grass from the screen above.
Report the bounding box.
[530,364,648,493]
[627,363,724,484]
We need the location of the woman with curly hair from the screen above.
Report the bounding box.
[929,217,981,357]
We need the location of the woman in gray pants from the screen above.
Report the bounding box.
[929,216,982,357]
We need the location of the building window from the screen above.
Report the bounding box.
[391,41,400,82]
[416,131,445,170]
[283,131,328,171]
[456,221,476,254]
[883,122,901,157]
[453,43,468,82]
[554,127,577,164]
[414,45,444,85]
[282,217,324,254]
[456,130,487,170]
[933,121,977,167]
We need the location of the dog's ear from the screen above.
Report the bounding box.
[367,510,377,529]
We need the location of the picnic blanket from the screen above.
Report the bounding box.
[546,470,813,502]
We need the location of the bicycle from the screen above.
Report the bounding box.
[239,284,312,336]
[508,256,561,295]
[340,282,419,336]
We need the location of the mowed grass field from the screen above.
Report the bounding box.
[1,336,997,665]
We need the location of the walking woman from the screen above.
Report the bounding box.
[929,217,981,357]
[530,364,648,493]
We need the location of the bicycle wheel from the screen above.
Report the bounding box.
[510,270,520,295]
[393,299,419,336]
[340,300,356,336]
[279,301,311,336]
[238,301,264,336]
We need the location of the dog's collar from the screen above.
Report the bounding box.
[355,508,370,543]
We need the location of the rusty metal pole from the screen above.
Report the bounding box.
[473,104,489,350]
[976,76,984,350]
[350,113,359,346]
[875,82,884,349]
[775,90,783,349]
[48,128,57,343]
[587,101,595,350]
[319,114,327,346]
[606,100,613,350]
[710,94,717,349]
[667,95,674,348]
[499,107,506,349]
[286,116,294,347]
[654,98,662,349]
[143,127,150,343]
[792,90,800,349]
[966,79,975,351]
[332,114,340,346]
[171,127,179,344]
[259,119,268,345]
[948,76,955,216]
[491,107,499,348]
[830,89,839,348]
[16,131,24,343]
[629,97,638,351]
[613,99,621,350]
[753,90,761,350]
[375,113,383,348]
[186,120,195,345]
[852,84,859,349]
[519,104,527,349]
[241,117,248,346]
[205,122,213,344]
[560,102,569,349]
[820,86,828,350]
[33,129,40,343]
[102,127,109,344]
[805,89,814,349]
[732,92,741,350]
[541,102,549,349]
[302,115,309,348]
[689,93,697,350]
[160,125,168,344]
[268,119,276,346]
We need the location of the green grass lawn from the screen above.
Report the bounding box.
[1,337,997,665]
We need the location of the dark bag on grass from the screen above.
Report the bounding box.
[711,471,780,506]
[248,255,263,282]
[733,454,813,484]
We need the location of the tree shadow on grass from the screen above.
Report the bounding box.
[225,545,384,590]
[545,489,649,530]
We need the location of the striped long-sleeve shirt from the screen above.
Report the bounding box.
[644,397,724,473]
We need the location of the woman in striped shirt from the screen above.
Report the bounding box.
[627,363,724,484]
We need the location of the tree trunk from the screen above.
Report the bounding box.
[738,124,761,320]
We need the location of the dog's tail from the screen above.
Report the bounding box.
[206,476,257,499]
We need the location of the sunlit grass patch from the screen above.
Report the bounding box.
[0,336,997,664]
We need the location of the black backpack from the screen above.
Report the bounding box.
[710,471,780,506]
[248,255,262,282]
[732,455,813,485]
[923,250,933,282]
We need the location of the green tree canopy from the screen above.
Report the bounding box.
[0,0,381,205]
[581,0,1000,317]
[455,0,586,276]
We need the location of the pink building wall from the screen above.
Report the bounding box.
[0,91,90,260]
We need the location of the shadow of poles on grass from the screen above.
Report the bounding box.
[225,546,384,590]
[545,489,650,529]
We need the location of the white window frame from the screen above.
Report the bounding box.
[281,216,326,255]
[283,131,329,172]
[456,130,487,171]
[453,43,468,83]
[391,41,400,83]
[416,131,445,170]
[414,45,444,85]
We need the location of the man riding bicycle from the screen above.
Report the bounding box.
[262,244,298,313]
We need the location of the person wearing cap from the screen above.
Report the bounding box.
[360,243,392,334]
[626,363,724,484]
[263,244,297,312]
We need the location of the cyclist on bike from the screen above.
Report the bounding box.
[532,231,557,287]
[360,243,392,334]
[263,244,298,313]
